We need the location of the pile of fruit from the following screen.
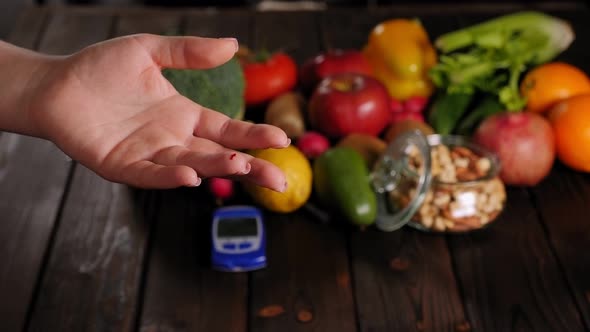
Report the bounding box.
[167,11,590,231]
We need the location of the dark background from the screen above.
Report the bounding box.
[2,0,588,41]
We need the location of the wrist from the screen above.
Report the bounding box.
[0,41,58,139]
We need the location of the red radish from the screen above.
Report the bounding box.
[297,131,331,159]
[390,97,404,113]
[208,177,234,200]
[403,96,429,114]
[473,112,555,186]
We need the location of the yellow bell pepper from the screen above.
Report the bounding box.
[363,18,437,101]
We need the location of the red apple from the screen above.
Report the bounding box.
[309,73,391,138]
[300,49,373,92]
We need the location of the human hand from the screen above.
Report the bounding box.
[26,34,289,191]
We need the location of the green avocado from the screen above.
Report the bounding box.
[313,147,377,227]
[162,57,245,120]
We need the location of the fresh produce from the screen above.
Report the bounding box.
[300,49,373,92]
[390,96,427,124]
[427,92,473,134]
[336,134,386,169]
[473,112,555,186]
[243,146,312,213]
[162,57,244,119]
[520,62,590,113]
[429,11,574,112]
[240,49,297,106]
[210,12,587,232]
[314,147,377,227]
[264,92,306,139]
[391,106,424,124]
[403,96,430,114]
[208,177,234,202]
[390,98,404,113]
[384,120,435,144]
[296,131,331,159]
[455,94,504,136]
[308,73,391,138]
[363,18,436,101]
[549,94,590,172]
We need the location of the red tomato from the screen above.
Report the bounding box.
[242,52,297,106]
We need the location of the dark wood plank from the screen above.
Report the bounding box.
[448,188,585,332]
[138,11,250,332]
[139,189,248,332]
[531,168,590,330]
[38,10,113,55]
[351,229,470,332]
[528,8,590,330]
[320,9,469,331]
[252,11,321,64]
[246,11,356,332]
[250,213,356,331]
[6,6,48,48]
[27,172,155,332]
[185,8,251,39]
[0,141,72,332]
[25,9,165,332]
[0,7,69,332]
[445,11,586,332]
[113,11,180,38]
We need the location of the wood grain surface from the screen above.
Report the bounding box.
[1,4,590,332]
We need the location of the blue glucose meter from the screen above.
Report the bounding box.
[211,205,267,272]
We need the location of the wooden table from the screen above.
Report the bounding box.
[2,3,590,332]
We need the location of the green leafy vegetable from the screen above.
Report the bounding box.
[162,57,245,119]
[429,11,574,111]
[428,91,473,134]
[456,94,504,136]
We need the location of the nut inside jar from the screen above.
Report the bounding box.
[389,138,506,233]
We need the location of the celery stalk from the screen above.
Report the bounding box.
[435,11,574,62]
[428,11,575,111]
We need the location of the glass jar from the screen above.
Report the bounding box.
[371,131,506,233]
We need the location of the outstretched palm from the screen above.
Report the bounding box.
[29,34,288,191]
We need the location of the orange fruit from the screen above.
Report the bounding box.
[549,94,590,172]
[520,62,590,113]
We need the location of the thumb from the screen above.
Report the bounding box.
[136,34,238,70]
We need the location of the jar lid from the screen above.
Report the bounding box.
[370,129,433,232]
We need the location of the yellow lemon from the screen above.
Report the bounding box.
[244,146,312,213]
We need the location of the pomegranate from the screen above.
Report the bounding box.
[473,112,555,186]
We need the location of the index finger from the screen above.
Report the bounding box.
[194,107,290,150]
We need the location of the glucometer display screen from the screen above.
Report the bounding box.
[217,218,258,237]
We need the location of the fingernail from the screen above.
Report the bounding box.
[242,163,251,175]
[221,37,238,52]
[285,138,291,147]
[187,177,202,187]
[281,181,288,193]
